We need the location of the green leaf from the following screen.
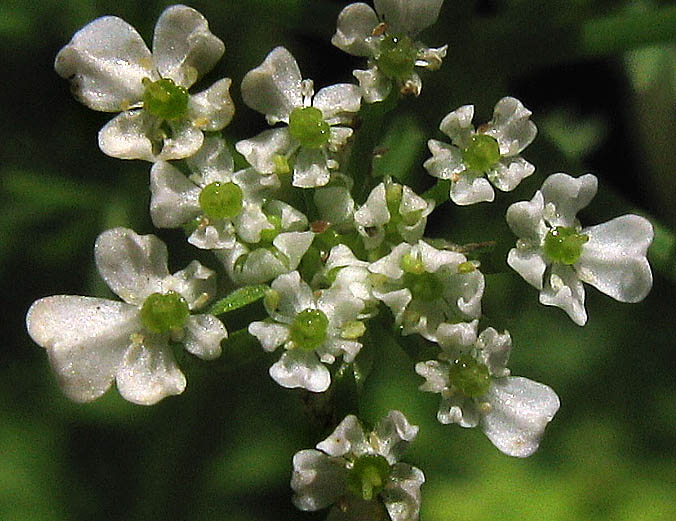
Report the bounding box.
[208,285,268,316]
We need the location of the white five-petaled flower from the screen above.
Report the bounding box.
[26,228,227,405]
[292,410,424,521]
[236,46,362,188]
[332,0,447,102]
[368,240,484,342]
[416,324,560,457]
[355,180,435,252]
[55,4,234,162]
[506,173,653,325]
[424,97,537,205]
[248,271,365,393]
[150,136,279,250]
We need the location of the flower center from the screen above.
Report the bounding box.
[198,182,244,220]
[401,252,437,301]
[543,226,589,265]
[448,354,490,397]
[461,134,501,173]
[140,291,189,334]
[288,106,330,148]
[290,308,329,350]
[142,78,189,120]
[347,454,391,501]
[376,34,417,80]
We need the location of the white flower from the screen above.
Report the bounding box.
[416,324,560,457]
[355,180,434,252]
[424,97,537,205]
[332,0,447,102]
[150,136,279,250]
[25,228,227,405]
[506,173,654,325]
[369,240,484,342]
[235,46,361,188]
[215,201,314,285]
[55,5,234,162]
[248,271,365,392]
[292,410,424,521]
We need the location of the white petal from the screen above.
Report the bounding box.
[355,183,389,227]
[248,321,290,352]
[438,104,474,146]
[373,410,418,462]
[235,128,294,174]
[482,376,560,458]
[152,4,224,88]
[163,260,217,310]
[424,139,465,180]
[318,289,364,327]
[314,186,355,228]
[316,414,369,457]
[369,243,409,279]
[182,314,226,359]
[116,337,186,405]
[95,228,169,305]
[157,118,204,161]
[98,110,155,161]
[271,270,314,317]
[505,190,547,243]
[437,394,480,427]
[223,246,287,285]
[149,161,200,228]
[26,296,137,402]
[540,264,587,325]
[188,221,236,250]
[313,84,362,122]
[187,78,235,131]
[293,147,331,188]
[488,156,535,192]
[266,200,309,231]
[476,328,511,378]
[54,16,151,112]
[383,463,425,521]
[415,360,450,393]
[332,2,380,56]
[274,231,315,271]
[507,247,547,290]
[241,46,302,124]
[234,204,272,244]
[434,320,479,351]
[450,172,495,206]
[540,173,598,227]
[374,0,444,35]
[291,450,347,511]
[417,240,465,273]
[186,135,234,184]
[353,66,392,103]
[578,215,653,302]
[485,97,537,156]
[446,269,485,320]
[269,349,330,392]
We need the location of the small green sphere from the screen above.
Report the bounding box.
[290,308,329,350]
[461,134,501,173]
[543,226,589,265]
[198,182,244,220]
[347,454,391,501]
[143,78,189,120]
[140,291,190,334]
[288,106,330,148]
[376,35,417,80]
[448,354,490,397]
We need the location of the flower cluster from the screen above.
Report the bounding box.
[27,2,654,520]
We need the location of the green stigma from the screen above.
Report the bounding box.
[198,182,244,220]
[288,106,330,148]
[140,291,190,334]
[376,35,417,80]
[543,226,589,265]
[142,78,189,120]
[461,134,501,173]
[290,308,329,350]
[448,354,490,397]
[347,454,391,501]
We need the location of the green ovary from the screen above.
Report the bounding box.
[347,454,391,501]
[290,308,329,350]
[543,226,589,265]
[376,35,417,80]
[448,355,490,397]
[142,78,189,120]
[461,134,501,173]
[140,291,189,334]
[199,182,244,220]
[288,106,330,148]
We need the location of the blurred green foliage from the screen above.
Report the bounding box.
[2,0,675,520]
